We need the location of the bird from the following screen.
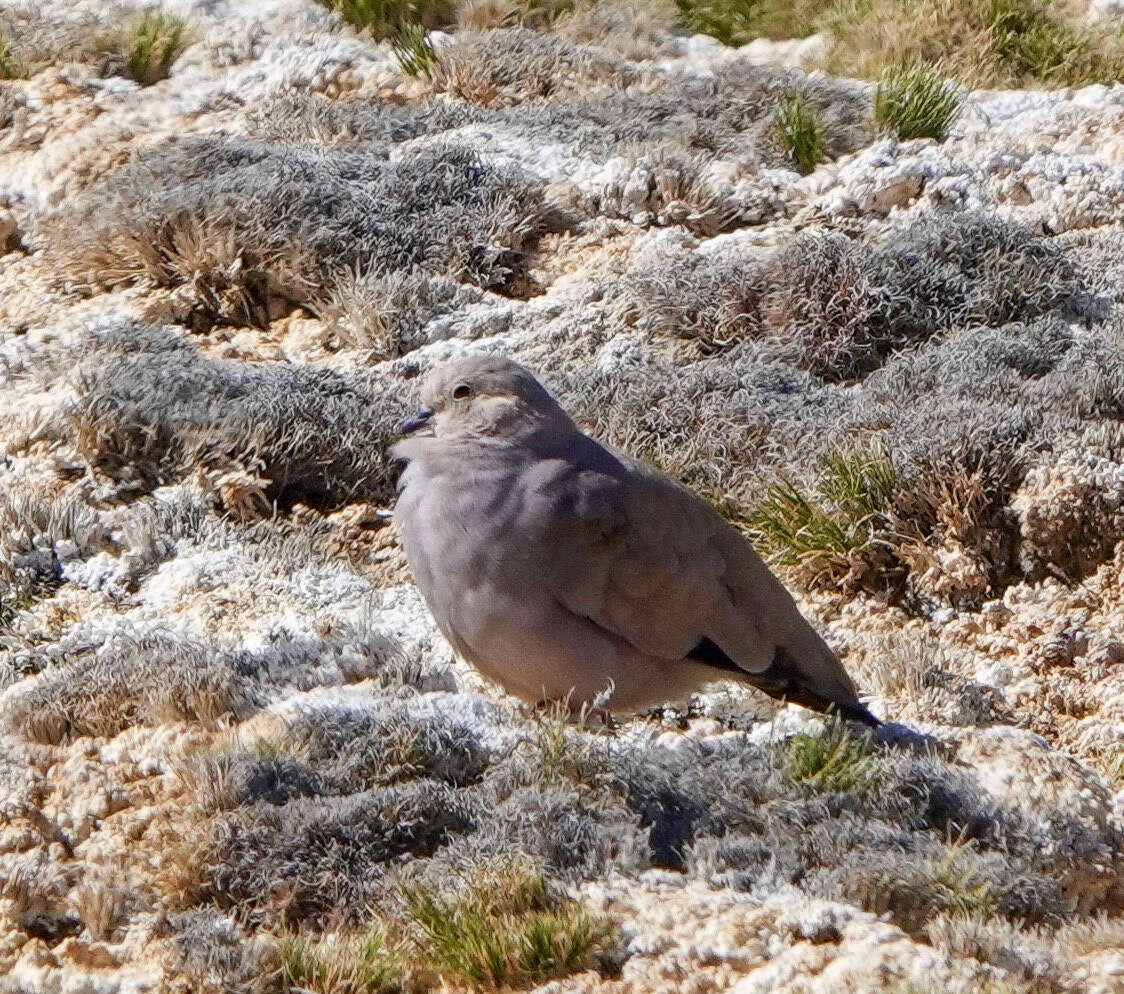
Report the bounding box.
[391,355,878,726]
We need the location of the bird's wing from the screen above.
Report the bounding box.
[518,451,869,720]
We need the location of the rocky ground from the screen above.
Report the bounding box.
[2,1,1124,991]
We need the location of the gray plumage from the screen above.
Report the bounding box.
[392,355,877,724]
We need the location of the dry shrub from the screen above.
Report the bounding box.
[845,633,1008,726]
[553,0,680,61]
[870,214,1085,336]
[758,234,880,380]
[0,8,115,80]
[67,322,407,508]
[926,914,1059,984]
[625,232,880,376]
[621,243,766,348]
[817,0,1124,88]
[71,212,315,329]
[196,782,477,926]
[595,149,742,236]
[845,633,931,705]
[430,28,646,106]
[825,838,1066,941]
[42,139,555,325]
[313,268,483,359]
[169,743,323,815]
[456,0,519,30]
[627,213,1088,382]
[163,907,281,994]
[1057,913,1124,958]
[0,490,108,565]
[69,861,132,942]
[145,677,1117,971]
[249,60,869,169]
[4,597,413,747]
[2,630,259,745]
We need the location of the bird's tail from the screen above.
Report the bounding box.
[686,630,880,726]
[738,645,880,727]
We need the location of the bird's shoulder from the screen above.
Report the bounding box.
[526,435,740,561]
[516,447,628,547]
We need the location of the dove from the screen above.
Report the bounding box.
[391,355,877,725]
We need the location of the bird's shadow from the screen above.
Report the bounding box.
[868,720,962,762]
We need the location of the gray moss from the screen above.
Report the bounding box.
[2,619,419,746]
[68,321,408,505]
[200,780,478,925]
[246,58,871,166]
[179,701,1121,935]
[42,138,556,325]
[622,212,1103,381]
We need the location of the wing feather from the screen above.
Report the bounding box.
[521,449,863,712]
[518,452,781,670]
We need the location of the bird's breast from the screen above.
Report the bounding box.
[398,463,550,667]
[398,465,529,594]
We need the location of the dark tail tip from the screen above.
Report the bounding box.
[837,699,881,728]
[687,638,883,727]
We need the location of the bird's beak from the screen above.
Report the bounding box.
[399,407,434,435]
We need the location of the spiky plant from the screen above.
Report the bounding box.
[774,92,826,174]
[874,63,963,141]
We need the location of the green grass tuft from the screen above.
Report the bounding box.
[986,0,1124,86]
[874,63,962,141]
[0,30,12,80]
[785,717,884,794]
[751,477,857,569]
[123,10,188,86]
[403,865,613,987]
[750,443,897,582]
[673,0,754,47]
[280,924,402,994]
[672,0,834,47]
[391,23,439,77]
[774,92,826,174]
[321,0,455,38]
[817,445,896,520]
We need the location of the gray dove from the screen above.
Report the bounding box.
[392,355,877,725]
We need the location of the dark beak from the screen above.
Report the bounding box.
[399,407,434,435]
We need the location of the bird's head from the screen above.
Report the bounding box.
[399,355,573,446]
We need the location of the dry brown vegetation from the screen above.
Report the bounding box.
[670,0,1124,88]
[817,0,1124,88]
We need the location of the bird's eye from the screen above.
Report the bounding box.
[451,382,472,401]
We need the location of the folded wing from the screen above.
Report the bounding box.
[519,447,874,723]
